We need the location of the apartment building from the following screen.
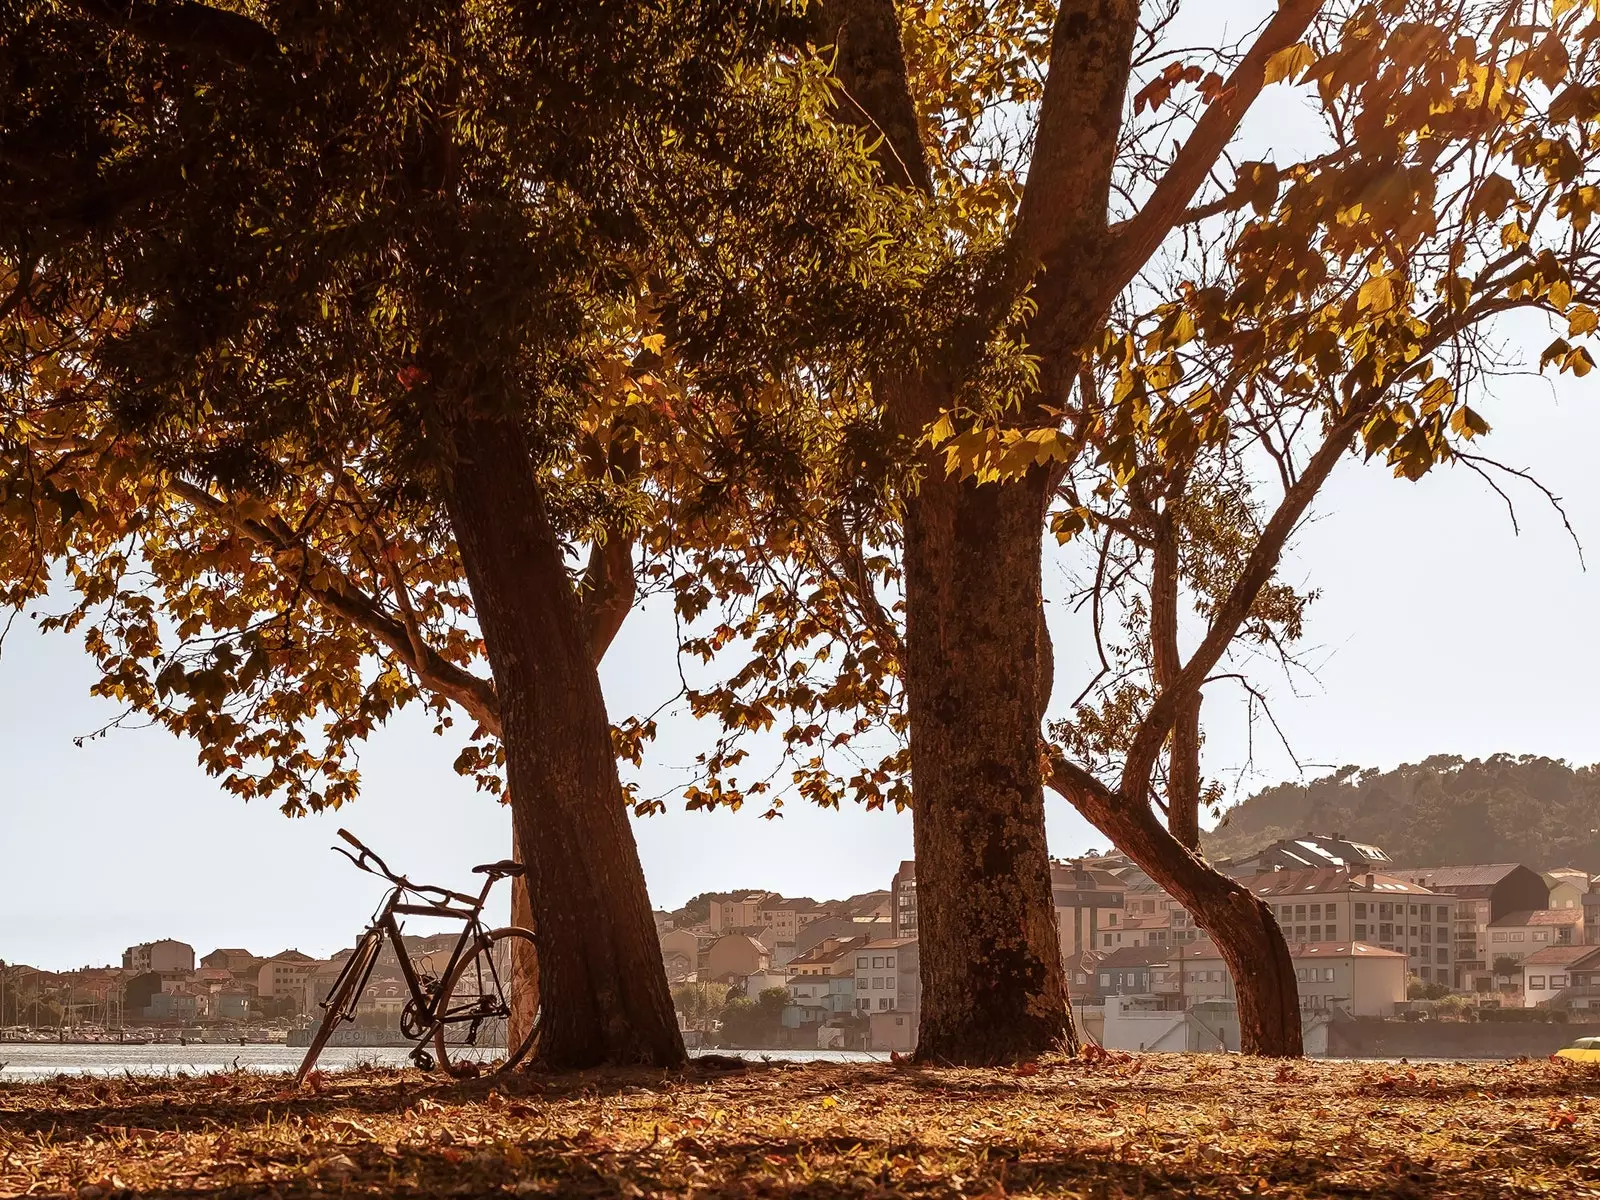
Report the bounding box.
[709,892,772,934]
[122,939,195,974]
[1249,868,1454,985]
[891,861,917,939]
[1487,908,1582,966]
[256,951,317,1008]
[852,938,915,1013]
[1395,864,1550,987]
[1050,860,1126,961]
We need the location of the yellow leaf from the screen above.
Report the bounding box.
[1357,276,1396,313]
[641,333,666,354]
[1264,42,1316,85]
[1549,280,1573,310]
[1568,305,1598,336]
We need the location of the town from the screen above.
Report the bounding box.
[7,832,1599,1057]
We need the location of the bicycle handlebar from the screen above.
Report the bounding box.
[330,830,480,906]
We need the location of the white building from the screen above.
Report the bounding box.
[122,939,196,974]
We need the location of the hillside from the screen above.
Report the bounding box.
[1204,754,1600,873]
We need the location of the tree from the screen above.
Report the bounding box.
[0,0,903,1067]
[675,0,1600,1060]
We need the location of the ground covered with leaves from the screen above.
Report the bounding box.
[2,1053,1599,1198]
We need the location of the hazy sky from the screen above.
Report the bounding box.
[4,8,1598,972]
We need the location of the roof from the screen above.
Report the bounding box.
[1521,945,1600,968]
[1395,864,1534,892]
[1118,914,1173,929]
[859,938,916,950]
[1179,940,1402,960]
[1097,947,1176,969]
[711,934,769,954]
[1489,908,1583,928]
[1247,867,1435,897]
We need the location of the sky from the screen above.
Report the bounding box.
[4,8,1600,972]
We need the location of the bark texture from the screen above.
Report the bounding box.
[1149,521,1202,851]
[904,463,1076,1063]
[441,411,685,1069]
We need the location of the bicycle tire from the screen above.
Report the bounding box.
[295,929,381,1084]
[432,926,539,1074]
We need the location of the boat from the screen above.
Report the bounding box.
[1555,1036,1600,1063]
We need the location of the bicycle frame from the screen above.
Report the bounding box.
[318,869,510,1044]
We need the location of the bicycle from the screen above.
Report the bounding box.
[295,829,539,1083]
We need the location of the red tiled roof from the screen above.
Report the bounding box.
[1489,908,1583,927]
[1248,867,1435,897]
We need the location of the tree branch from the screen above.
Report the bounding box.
[67,0,284,67]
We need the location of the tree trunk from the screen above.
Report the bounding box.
[1051,761,1302,1055]
[440,410,685,1069]
[903,463,1076,1064]
[506,832,540,1054]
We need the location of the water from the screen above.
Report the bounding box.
[0,1043,887,1081]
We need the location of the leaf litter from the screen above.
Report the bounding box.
[1,1053,1598,1197]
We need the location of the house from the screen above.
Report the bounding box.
[1519,945,1598,1008]
[852,938,914,1014]
[200,947,258,971]
[869,1008,916,1052]
[1179,940,1406,1016]
[709,893,772,934]
[214,990,254,1021]
[794,915,892,956]
[1394,864,1550,988]
[1544,869,1591,912]
[1090,947,1178,1005]
[1545,945,1600,1011]
[1050,860,1126,963]
[1219,833,1392,878]
[144,991,198,1022]
[122,939,195,974]
[755,896,828,946]
[706,934,770,980]
[257,951,318,1010]
[1487,909,1583,969]
[1586,883,1600,945]
[659,927,713,977]
[1249,868,1453,986]
[891,861,917,938]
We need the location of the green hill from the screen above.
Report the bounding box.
[1204,754,1600,873]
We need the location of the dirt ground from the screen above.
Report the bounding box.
[2,1052,1598,1198]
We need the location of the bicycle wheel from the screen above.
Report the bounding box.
[295,929,381,1084]
[432,926,539,1074]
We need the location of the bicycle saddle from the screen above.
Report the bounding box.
[472,859,525,878]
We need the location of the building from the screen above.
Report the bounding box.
[755,896,828,946]
[659,927,713,978]
[852,938,914,1013]
[1219,834,1392,878]
[1091,947,1179,1006]
[1586,883,1600,945]
[1050,860,1126,963]
[1179,940,1406,1016]
[257,951,317,1010]
[705,934,770,981]
[794,915,892,956]
[709,893,771,934]
[1547,945,1600,1011]
[1544,869,1591,912]
[835,890,892,920]
[1519,945,1597,1007]
[1249,868,1453,985]
[200,947,258,971]
[121,939,195,974]
[1487,909,1583,969]
[891,861,917,939]
[1396,864,1550,987]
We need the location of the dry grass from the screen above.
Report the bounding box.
[3,1052,1599,1197]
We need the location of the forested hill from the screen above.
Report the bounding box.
[1204,755,1600,874]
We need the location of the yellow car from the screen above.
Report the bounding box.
[1556,1036,1600,1063]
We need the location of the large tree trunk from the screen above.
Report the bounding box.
[903,463,1076,1064]
[1051,760,1302,1055]
[1149,522,1203,851]
[441,410,685,1069]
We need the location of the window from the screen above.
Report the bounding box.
[1380,924,1394,941]
[857,957,868,968]
[1075,972,1087,985]
[872,957,884,969]
[1295,968,1307,982]
[1208,970,1222,982]
[1295,904,1307,919]
[1107,914,1118,926]
[878,998,889,1010]
[886,956,895,968]
[1099,972,1111,988]
[1435,948,1448,964]
[1553,975,1569,988]
[1310,904,1322,919]
[1294,926,1306,940]
[1437,906,1450,922]
[1355,924,1368,940]
[1410,904,1418,915]
[1422,926,1431,943]
[1103,933,1113,947]
[1530,976,1547,989]
[1323,968,1335,982]
[1492,932,1507,943]
[1326,924,1338,940]
[1309,926,1321,941]
[1437,927,1449,943]
[1354,902,1367,918]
